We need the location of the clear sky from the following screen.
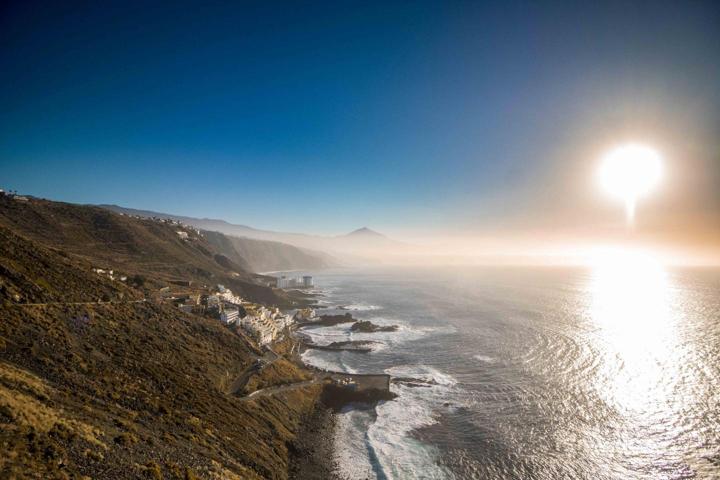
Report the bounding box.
[1,1,719,260]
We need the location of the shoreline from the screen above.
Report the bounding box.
[288,402,340,479]
[288,318,339,480]
[288,304,398,479]
[288,312,393,479]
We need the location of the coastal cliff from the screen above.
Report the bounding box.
[0,196,325,479]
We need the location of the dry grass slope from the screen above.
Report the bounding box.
[0,197,323,479]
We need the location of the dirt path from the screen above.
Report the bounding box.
[8,299,148,307]
[227,346,282,395]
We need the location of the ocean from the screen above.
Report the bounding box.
[297,265,720,480]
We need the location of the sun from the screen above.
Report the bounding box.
[599,144,662,226]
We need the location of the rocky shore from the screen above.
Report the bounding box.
[305,339,380,353]
[290,311,400,479]
[288,403,339,480]
[350,319,399,333]
[305,312,356,326]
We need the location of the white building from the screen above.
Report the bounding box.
[220,307,240,324]
[236,305,292,345]
[276,275,314,289]
[276,276,293,288]
[207,295,220,308]
[219,289,243,305]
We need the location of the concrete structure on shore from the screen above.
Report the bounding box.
[276,274,313,289]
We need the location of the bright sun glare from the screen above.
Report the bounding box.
[599,144,662,226]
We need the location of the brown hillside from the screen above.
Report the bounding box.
[0,198,323,479]
[0,197,290,307]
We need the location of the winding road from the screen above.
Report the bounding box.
[239,377,325,402]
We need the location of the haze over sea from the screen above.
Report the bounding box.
[299,265,720,479]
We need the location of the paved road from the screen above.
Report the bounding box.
[227,347,282,395]
[239,377,324,402]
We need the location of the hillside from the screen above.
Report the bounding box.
[202,231,334,273]
[0,196,324,479]
[100,205,335,272]
[0,198,295,307]
[99,205,407,260]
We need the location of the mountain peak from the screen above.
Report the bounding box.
[346,227,385,237]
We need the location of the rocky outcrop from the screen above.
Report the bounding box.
[305,340,379,353]
[350,320,398,333]
[319,384,397,411]
[302,313,355,327]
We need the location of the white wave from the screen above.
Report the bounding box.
[342,303,383,311]
[300,325,388,353]
[385,364,458,387]
[333,409,377,480]
[418,324,457,335]
[347,317,454,347]
[362,365,458,479]
[473,354,495,363]
[300,349,358,373]
[300,324,352,345]
[301,317,455,353]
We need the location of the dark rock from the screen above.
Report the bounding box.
[320,384,397,412]
[303,313,355,327]
[349,320,398,333]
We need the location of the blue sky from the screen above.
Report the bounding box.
[1,1,719,239]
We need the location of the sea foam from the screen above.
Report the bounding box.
[473,354,495,363]
[362,364,457,479]
[300,349,358,374]
[342,303,383,311]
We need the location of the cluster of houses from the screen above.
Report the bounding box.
[233,304,293,345]
[0,189,29,202]
[206,284,293,346]
[115,211,201,238]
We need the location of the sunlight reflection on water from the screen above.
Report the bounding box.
[586,252,706,477]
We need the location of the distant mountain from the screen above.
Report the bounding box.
[344,227,386,238]
[99,205,409,261]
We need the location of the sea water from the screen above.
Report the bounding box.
[298,265,720,479]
